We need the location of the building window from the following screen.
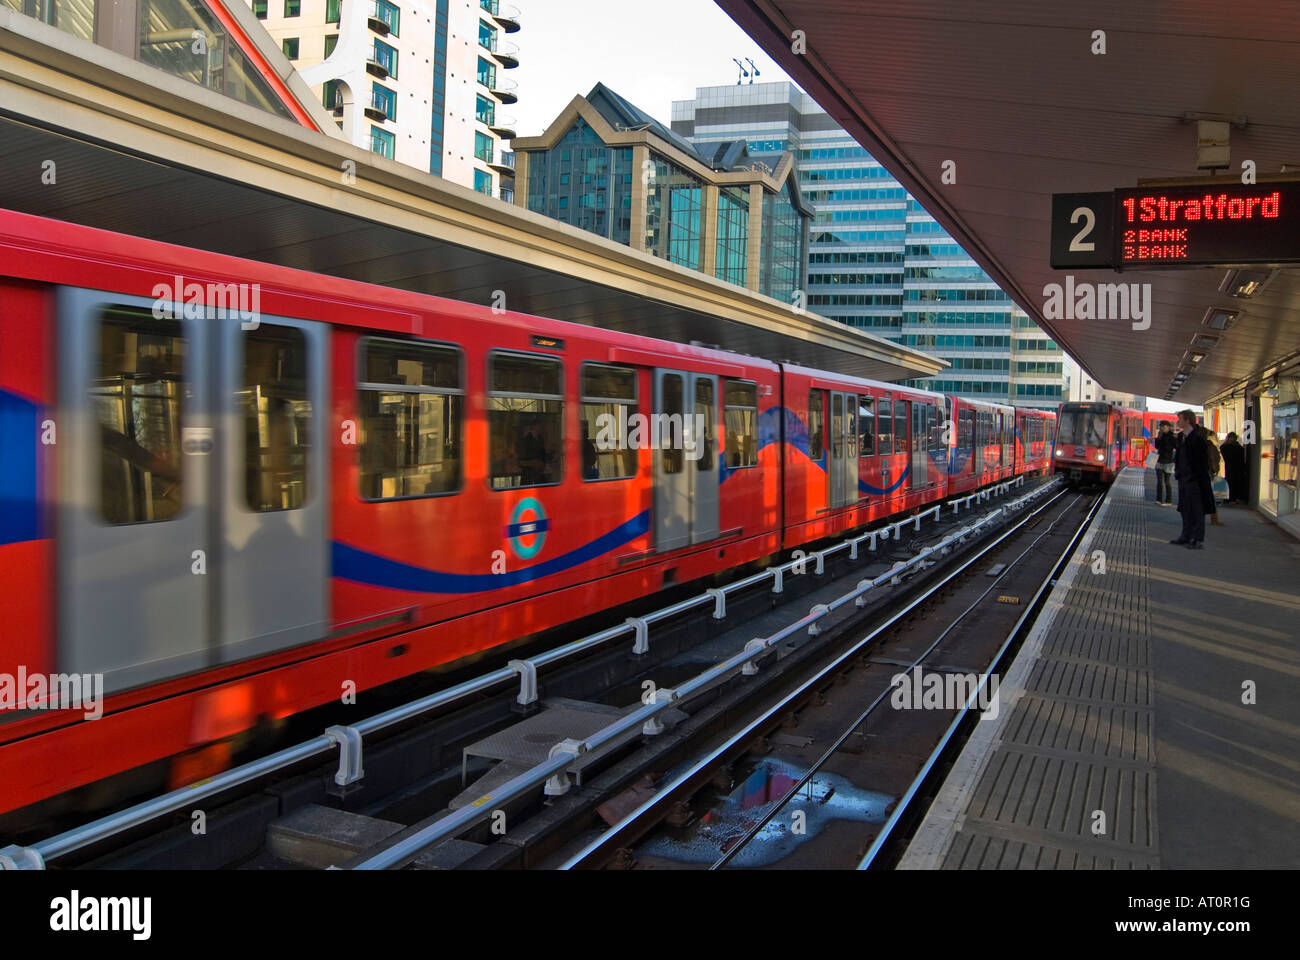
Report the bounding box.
[371,82,396,121]
[372,0,399,36]
[724,380,758,468]
[489,353,563,489]
[580,364,637,481]
[477,56,496,89]
[478,18,496,52]
[525,119,635,245]
[715,187,748,287]
[476,93,496,126]
[372,38,397,76]
[243,326,311,512]
[253,0,267,18]
[370,126,395,159]
[284,0,299,16]
[282,37,299,59]
[474,131,494,163]
[474,169,493,195]
[322,79,342,111]
[324,34,338,57]
[479,0,498,12]
[326,0,341,22]
[358,339,463,500]
[645,155,703,270]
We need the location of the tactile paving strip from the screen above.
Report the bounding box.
[939,470,1161,868]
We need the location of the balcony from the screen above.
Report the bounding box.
[491,39,519,69]
[493,2,521,33]
[365,54,389,79]
[487,150,515,176]
[487,114,517,139]
[368,2,394,35]
[364,92,390,121]
[489,75,518,105]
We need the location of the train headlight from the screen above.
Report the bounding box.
[1095,452,1105,462]
[1055,448,1063,457]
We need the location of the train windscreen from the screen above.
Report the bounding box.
[1057,408,1107,447]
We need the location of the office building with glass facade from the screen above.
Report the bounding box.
[513,84,810,303]
[247,0,520,200]
[672,82,1065,406]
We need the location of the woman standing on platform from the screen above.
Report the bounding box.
[1220,432,1248,504]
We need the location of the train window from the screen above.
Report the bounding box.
[959,409,974,449]
[580,363,637,481]
[846,395,858,458]
[489,352,564,489]
[243,325,310,511]
[893,400,907,455]
[695,379,716,472]
[877,398,892,453]
[929,403,944,452]
[359,338,464,500]
[724,380,758,468]
[831,393,843,460]
[808,390,824,461]
[858,397,875,457]
[661,374,684,475]
[95,307,184,524]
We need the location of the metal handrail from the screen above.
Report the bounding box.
[1,474,1035,869]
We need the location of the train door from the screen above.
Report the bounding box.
[653,369,718,549]
[690,374,719,544]
[58,288,330,693]
[216,316,329,663]
[910,400,928,489]
[828,391,857,508]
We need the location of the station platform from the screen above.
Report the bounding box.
[901,467,1300,869]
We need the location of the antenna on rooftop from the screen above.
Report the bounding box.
[732,58,748,85]
[745,58,760,83]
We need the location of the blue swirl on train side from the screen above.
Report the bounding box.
[332,509,651,594]
[0,388,40,546]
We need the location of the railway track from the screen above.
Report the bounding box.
[2,475,1074,870]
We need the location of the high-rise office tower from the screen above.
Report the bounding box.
[249,0,520,199]
[673,82,1065,407]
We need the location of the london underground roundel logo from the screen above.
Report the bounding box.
[506,497,549,560]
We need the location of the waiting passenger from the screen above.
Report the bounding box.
[1172,410,1213,549]
[1153,421,1177,505]
[1220,432,1248,504]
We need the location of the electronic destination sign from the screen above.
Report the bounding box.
[1050,181,1300,269]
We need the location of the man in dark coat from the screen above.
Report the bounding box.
[1172,409,1213,548]
[1153,421,1178,505]
[1220,431,1248,504]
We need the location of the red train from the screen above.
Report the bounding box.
[0,209,1054,823]
[1053,402,1179,482]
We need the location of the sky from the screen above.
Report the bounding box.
[510,0,797,137]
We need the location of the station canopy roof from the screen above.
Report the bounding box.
[718,0,1300,403]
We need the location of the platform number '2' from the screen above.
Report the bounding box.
[1069,206,1097,252]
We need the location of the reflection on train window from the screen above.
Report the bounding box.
[959,409,974,449]
[893,400,907,457]
[859,396,875,457]
[928,403,944,453]
[695,379,716,472]
[831,393,843,460]
[489,352,563,489]
[661,374,684,475]
[95,307,184,524]
[724,380,758,468]
[358,338,463,500]
[807,390,823,461]
[580,363,636,481]
[243,325,310,511]
[877,398,892,454]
